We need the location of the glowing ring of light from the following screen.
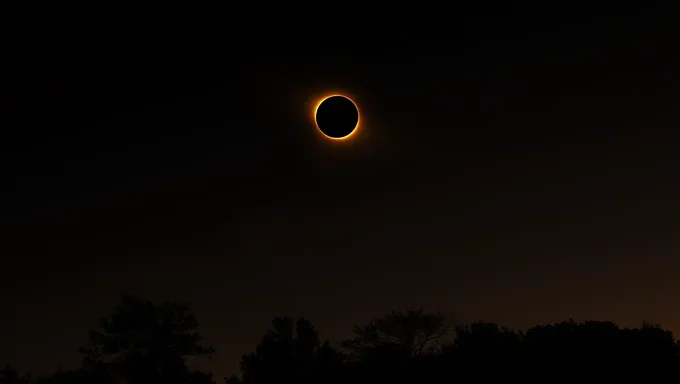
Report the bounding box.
[313,94,360,141]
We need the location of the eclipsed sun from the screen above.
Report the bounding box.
[313,94,360,140]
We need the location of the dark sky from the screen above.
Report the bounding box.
[3,6,680,380]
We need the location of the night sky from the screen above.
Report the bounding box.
[3,6,680,380]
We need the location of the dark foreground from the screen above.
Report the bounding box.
[2,295,677,383]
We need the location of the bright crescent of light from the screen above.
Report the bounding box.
[312,94,360,141]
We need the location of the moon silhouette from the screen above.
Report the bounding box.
[314,95,360,140]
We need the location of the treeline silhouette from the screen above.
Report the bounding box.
[2,295,679,383]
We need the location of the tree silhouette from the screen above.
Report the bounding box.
[226,317,344,384]
[626,322,680,368]
[435,322,524,379]
[342,308,452,359]
[32,368,109,384]
[78,295,215,384]
[522,320,680,378]
[0,365,30,384]
[10,298,680,383]
[340,308,453,383]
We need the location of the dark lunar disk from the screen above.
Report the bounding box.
[315,96,359,139]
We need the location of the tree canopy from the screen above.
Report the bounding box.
[5,296,680,384]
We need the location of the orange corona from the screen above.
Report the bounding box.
[311,93,360,141]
